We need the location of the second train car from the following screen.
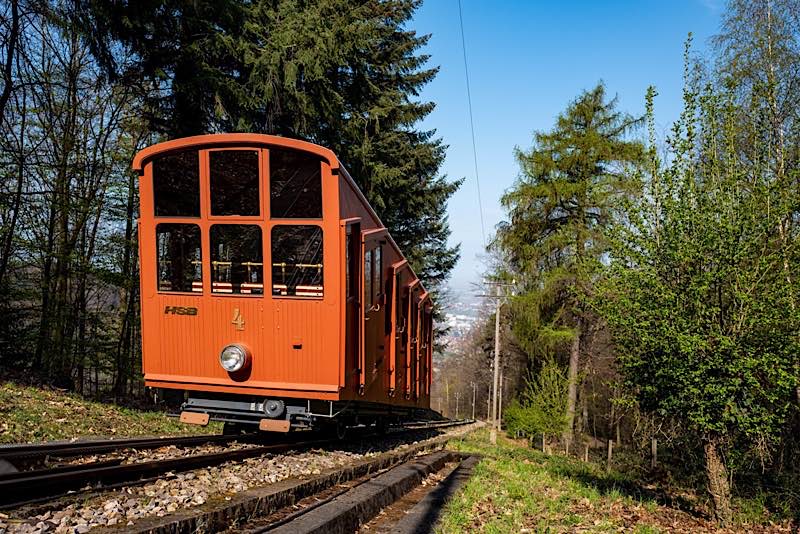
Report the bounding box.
[133,134,435,434]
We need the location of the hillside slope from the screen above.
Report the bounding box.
[0,382,218,443]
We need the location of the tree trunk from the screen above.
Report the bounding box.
[580,387,589,435]
[609,399,615,441]
[703,436,732,526]
[0,89,26,293]
[33,196,58,371]
[564,319,580,444]
[0,0,19,120]
[113,164,139,395]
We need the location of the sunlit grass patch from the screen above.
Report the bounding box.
[0,381,220,443]
[439,429,671,533]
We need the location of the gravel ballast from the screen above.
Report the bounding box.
[0,423,479,533]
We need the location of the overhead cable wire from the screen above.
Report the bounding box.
[457,0,487,247]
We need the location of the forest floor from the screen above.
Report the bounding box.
[440,429,796,533]
[0,381,219,443]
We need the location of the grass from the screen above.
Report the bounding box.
[0,381,220,443]
[439,429,795,533]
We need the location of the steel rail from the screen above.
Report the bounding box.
[0,420,471,510]
[0,432,262,462]
[0,419,469,463]
[0,459,123,482]
[0,438,329,509]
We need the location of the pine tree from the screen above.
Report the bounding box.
[495,83,645,444]
[236,0,460,295]
[77,0,459,301]
[75,0,247,137]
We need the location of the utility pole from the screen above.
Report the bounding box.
[490,284,503,444]
[486,385,490,421]
[471,382,476,420]
[475,280,513,444]
[445,378,450,418]
[498,370,504,430]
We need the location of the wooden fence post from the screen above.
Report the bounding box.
[542,433,546,453]
[606,439,613,471]
[583,443,589,462]
[651,437,657,469]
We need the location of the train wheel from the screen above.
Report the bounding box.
[335,419,348,440]
[376,418,389,435]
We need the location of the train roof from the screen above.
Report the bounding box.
[132,134,338,173]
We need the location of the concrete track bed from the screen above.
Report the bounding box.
[94,433,474,534]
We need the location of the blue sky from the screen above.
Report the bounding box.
[411,1,723,300]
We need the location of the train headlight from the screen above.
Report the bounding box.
[220,344,248,372]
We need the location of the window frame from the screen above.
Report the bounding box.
[364,249,373,309]
[148,145,333,301]
[204,147,266,223]
[372,245,382,304]
[207,148,262,218]
[209,222,265,297]
[154,222,203,295]
[267,147,324,221]
[270,223,325,300]
[152,150,202,219]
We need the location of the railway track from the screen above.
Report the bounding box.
[0,419,471,510]
[246,450,480,534]
[0,432,262,465]
[103,421,480,534]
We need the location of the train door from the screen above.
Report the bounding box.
[180,148,267,381]
[401,283,412,398]
[361,231,386,396]
[384,265,395,394]
[417,293,429,400]
[409,289,419,400]
[419,299,432,397]
[389,263,406,397]
[343,220,360,391]
[424,306,433,396]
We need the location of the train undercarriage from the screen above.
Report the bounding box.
[174,391,443,437]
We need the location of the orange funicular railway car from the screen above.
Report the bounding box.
[134,134,435,433]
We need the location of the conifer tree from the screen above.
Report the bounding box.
[77,0,459,302]
[495,83,645,444]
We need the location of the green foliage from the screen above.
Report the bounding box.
[442,430,669,532]
[595,52,800,445]
[504,359,569,437]
[495,83,646,355]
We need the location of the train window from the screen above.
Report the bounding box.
[411,299,418,340]
[384,268,393,334]
[373,246,382,303]
[271,225,323,297]
[156,224,202,293]
[210,225,264,294]
[345,232,352,299]
[345,233,350,297]
[364,249,372,308]
[153,150,200,217]
[210,150,260,216]
[396,279,404,337]
[269,148,322,218]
